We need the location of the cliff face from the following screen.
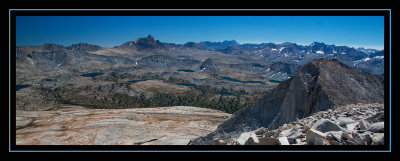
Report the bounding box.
[189,58,384,145]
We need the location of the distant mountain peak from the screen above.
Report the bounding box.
[119,35,164,50]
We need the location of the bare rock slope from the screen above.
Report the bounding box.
[16,106,230,145]
[189,58,384,145]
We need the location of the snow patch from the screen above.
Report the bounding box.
[316,50,324,54]
[363,57,371,62]
[279,47,286,52]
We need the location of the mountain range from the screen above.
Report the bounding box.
[15,35,386,146]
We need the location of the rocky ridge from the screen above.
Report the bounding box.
[189,58,384,145]
[209,103,384,145]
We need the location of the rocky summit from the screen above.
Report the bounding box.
[16,106,230,145]
[189,58,384,145]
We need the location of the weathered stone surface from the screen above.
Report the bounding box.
[346,122,359,131]
[279,128,302,138]
[314,138,330,145]
[326,131,343,142]
[237,131,255,145]
[337,117,356,126]
[311,119,346,133]
[255,127,269,135]
[306,129,327,145]
[341,132,355,142]
[372,133,384,145]
[278,137,290,145]
[358,119,370,130]
[367,122,384,132]
[259,137,279,145]
[16,106,230,145]
[212,138,227,145]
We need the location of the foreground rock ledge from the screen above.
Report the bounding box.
[16,106,231,145]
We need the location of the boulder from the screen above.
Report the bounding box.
[244,136,259,145]
[337,117,356,127]
[279,128,302,138]
[358,119,370,130]
[255,127,269,136]
[258,137,279,145]
[326,131,343,142]
[278,137,290,145]
[306,129,327,145]
[237,131,257,145]
[346,122,359,131]
[314,138,330,145]
[341,132,355,143]
[367,122,384,132]
[311,119,346,133]
[372,133,384,145]
[352,132,366,145]
[212,138,227,145]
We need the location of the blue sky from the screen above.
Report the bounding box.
[16,16,384,50]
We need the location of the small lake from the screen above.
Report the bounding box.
[216,91,233,95]
[81,72,105,77]
[176,69,195,72]
[269,80,282,83]
[177,83,197,87]
[128,79,151,84]
[221,76,266,85]
[16,84,31,91]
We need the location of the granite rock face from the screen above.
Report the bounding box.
[16,106,230,145]
[189,59,384,145]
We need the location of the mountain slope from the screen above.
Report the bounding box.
[189,58,384,145]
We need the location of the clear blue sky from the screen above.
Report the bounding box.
[16,16,384,50]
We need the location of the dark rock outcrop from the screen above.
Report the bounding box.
[189,58,384,145]
[199,58,219,74]
[66,43,102,52]
[184,42,205,50]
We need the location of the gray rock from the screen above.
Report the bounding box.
[237,131,256,145]
[264,131,276,137]
[372,133,384,145]
[255,127,268,135]
[346,122,359,131]
[359,119,370,130]
[306,129,327,145]
[341,132,355,142]
[326,131,343,142]
[314,138,330,145]
[278,137,290,145]
[244,136,258,145]
[337,117,356,127]
[212,138,227,145]
[352,132,366,145]
[367,122,384,132]
[329,139,341,145]
[279,128,302,138]
[359,133,374,145]
[311,119,346,133]
[259,137,279,145]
